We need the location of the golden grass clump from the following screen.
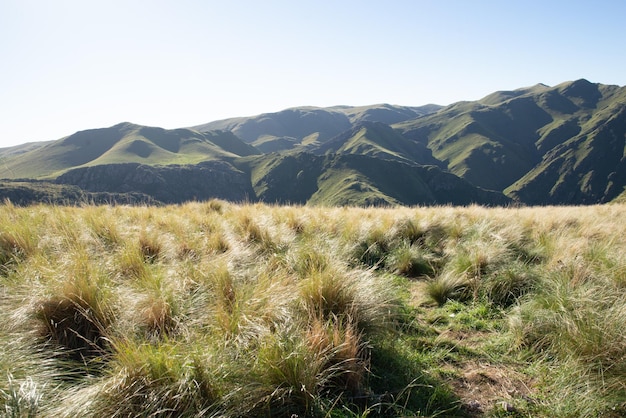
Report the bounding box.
[35,261,115,360]
[0,206,42,268]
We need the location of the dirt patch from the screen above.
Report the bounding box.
[448,361,536,416]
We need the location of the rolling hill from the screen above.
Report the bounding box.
[1,79,624,206]
[0,122,259,179]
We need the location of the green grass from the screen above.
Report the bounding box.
[0,202,625,416]
[0,123,257,179]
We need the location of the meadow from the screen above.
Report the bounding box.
[0,201,624,417]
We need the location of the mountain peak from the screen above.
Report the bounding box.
[112,122,141,131]
[557,79,601,107]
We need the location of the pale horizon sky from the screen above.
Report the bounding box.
[1,0,625,147]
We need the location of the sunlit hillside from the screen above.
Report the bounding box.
[1,202,624,417]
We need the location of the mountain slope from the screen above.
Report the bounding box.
[55,160,255,204]
[0,123,259,179]
[192,107,351,152]
[395,79,626,203]
[0,180,158,205]
[233,153,509,206]
[191,104,441,153]
[329,103,442,125]
[395,93,552,191]
[0,141,53,158]
[1,79,624,206]
[313,121,441,166]
[506,96,626,204]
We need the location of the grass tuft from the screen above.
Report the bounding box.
[138,230,163,263]
[425,271,472,306]
[0,374,43,418]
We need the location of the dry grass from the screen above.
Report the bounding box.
[0,202,625,416]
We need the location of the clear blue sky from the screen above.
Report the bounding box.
[1,0,625,147]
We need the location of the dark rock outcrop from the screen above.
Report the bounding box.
[55,161,255,204]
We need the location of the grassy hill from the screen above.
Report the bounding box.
[0,141,52,158]
[1,80,624,206]
[233,152,509,206]
[191,104,441,152]
[1,202,624,417]
[0,123,259,179]
[313,121,441,166]
[505,86,626,204]
[395,79,626,203]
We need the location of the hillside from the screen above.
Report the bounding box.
[0,180,157,205]
[0,122,259,179]
[191,104,441,153]
[55,160,255,204]
[232,152,508,206]
[312,121,442,166]
[0,79,625,206]
[505,86,626,204]
[0,141,52,158]
[395,79,626,203]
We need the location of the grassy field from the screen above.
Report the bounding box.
[0,201,624,417]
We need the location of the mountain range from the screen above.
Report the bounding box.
[1,79,624,206]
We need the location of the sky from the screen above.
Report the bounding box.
[1,0,626,148]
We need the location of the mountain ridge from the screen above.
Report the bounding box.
[1,79,624,206]
[0,123,260,179]
[394,79,626,203]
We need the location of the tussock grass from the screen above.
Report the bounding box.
[0,204,41,268]
[425,271,472,306]
[0,201,625,416]
[34,252,115,362]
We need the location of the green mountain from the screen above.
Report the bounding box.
[2,80,625,206]
[313,121,442,166]
[395,79,626,204]
[505,90,626,204]
[191,104,441,153]
[0,141,53,158]
[329,103,443,125]
[0,122,259,179]
[232,152,509,206]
